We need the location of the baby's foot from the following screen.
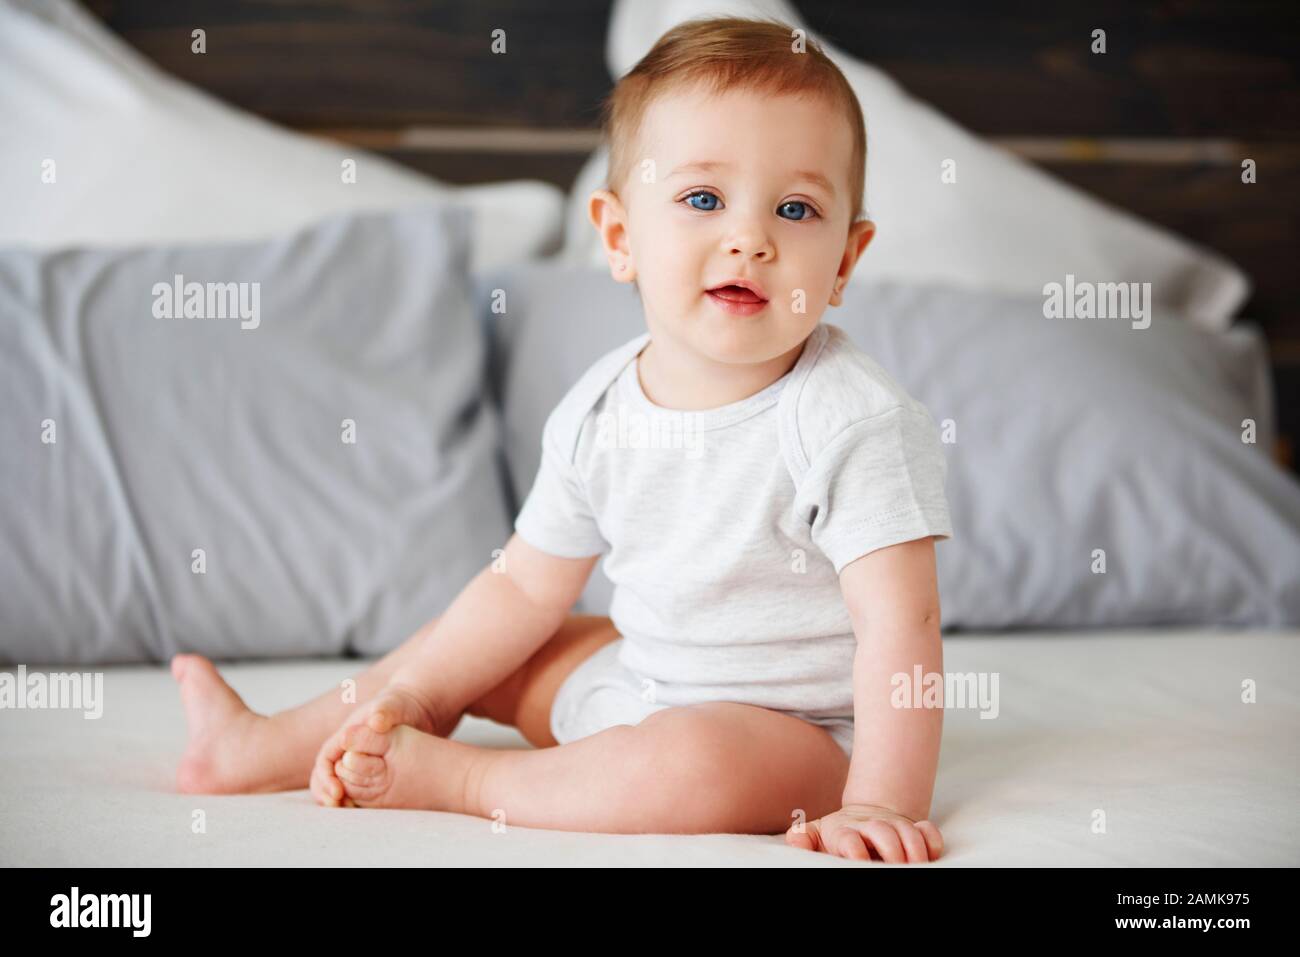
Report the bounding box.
[332,721,485,814]
[364,684,444,736]
[172,654,270,794]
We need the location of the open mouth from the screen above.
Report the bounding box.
[706,284,768,304]
[705,284,770,316]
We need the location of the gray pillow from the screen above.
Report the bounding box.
[482,264,1300,628]
[1,206,512,664]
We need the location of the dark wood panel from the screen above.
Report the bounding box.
[376,147,590,192]
[92,0,1300,137]
[91,0,614,129]
[797,0,1300,138]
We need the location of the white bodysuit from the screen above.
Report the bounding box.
[513,321,953,757]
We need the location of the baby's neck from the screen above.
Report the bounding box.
[636,331,809,412]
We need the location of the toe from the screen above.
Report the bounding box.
[335,765,386,807]
[335,758,376,788]
[342,750,385,776]
[171,653,203,681]
[343,722,391,756]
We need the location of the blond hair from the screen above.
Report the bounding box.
[597,16,867,223]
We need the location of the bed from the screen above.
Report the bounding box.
[3,629,1296,867]
[2,0,1298,868]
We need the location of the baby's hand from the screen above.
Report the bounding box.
[785,803,943,862]
[310,684,439,808]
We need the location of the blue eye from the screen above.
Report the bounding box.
[778,200,818,221]
[684,191,720,211]
[681,192,820,220]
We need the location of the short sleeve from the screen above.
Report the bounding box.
[513,410,609,559]
[798,405,953,574]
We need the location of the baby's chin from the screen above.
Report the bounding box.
[685,312,816,366]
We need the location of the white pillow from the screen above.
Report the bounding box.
[0,0,564,272]
[560,0,1249,331]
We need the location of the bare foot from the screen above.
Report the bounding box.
[172,654,273,794]
[309,683,465,808]
[330,721,486,815]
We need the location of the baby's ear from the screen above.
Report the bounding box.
[587,188,608,230]
[587,187,626,235]
[847,218,876,262]
[830,219,877,305]
[588,188,635,283]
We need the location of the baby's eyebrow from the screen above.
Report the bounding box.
[792,170,837,197]
[669,160,731,177]
[667,160,836,196]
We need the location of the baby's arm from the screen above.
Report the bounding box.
[787,536,945,861]
[386,533,600,725]
[841,535,944,820]
[311,534,598,805]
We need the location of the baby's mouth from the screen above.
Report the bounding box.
[706,284,767,304]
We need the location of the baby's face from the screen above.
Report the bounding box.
[590,86,874,367]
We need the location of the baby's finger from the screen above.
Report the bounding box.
[915,820,944,860]
[892,820,931,864]
[367,695,401,734]
[313,763,340,803]
[321,729,353,775]
[314,749,340,794]
[858,820,906,863]
[784,818,820,852]
[829,826,871,860]
[310,766,338,807]
[312,752,343,803]
[319,729,347,767]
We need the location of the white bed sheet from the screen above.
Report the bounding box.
[2,629,1297,867]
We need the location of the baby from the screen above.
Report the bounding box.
[171,16,952,862]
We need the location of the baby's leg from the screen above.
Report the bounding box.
[334,702,850,835]
[172,620,434,794]
[173,614,619,795]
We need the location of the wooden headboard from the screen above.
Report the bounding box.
[89,0,1300,467]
